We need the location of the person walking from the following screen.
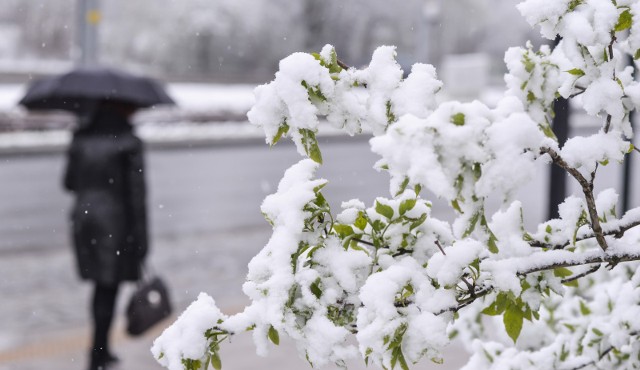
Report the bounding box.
[63,101,148,370]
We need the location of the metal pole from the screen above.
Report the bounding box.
[547,36,570,220]
[621,53,636,213]
[76,0,100,66]
[548,97,570,219]
[622,110,634,212]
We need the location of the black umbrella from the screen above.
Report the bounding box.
[19,66,175,113]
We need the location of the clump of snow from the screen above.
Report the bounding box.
[152,293,226,370]
[426,240,484,287]
[561,132,630,174]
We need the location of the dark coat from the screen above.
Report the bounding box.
[64,108,148,285]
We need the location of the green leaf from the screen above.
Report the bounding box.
[364,348,373,366]
[395,177,410,197]
[386,101,396,123]
[472,163,482,180]
[451,112,465,126]
[592,328,604,336]
[523,54,535,73]
[635,49,640,60]
[482,302,500,316]
[271,122,289,146]
[504,304,524,343]
[301,80,327,103]
[399,199,416,216]
[553,267,573,278]
[568,0,583,11]
[566,68,585,77]
[388,323,407,350]
[487,233,499,254]
[310,277,323,299]
[482,293,509,316]
[579,300,591,315]
[182,359,202,370]
[268,325,280,345]
[396,348,409,370]
[355,214,368,230]
[333,224,354,237]
[409,213,427,231]
[527,91,536,103]
[451,199,462,213]
[414,184,422,195]
[211,352,222,370]
[371,219,385,232]
[483,349,494,363]
[375,201,394,219]
[563,279,579,287]
[615,9,633,32]
[299,129,323,164]
[560,344,569,361]
[539,123,557,140]
[463,212,480,238]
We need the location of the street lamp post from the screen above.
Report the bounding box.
[416,0,442,65]
[76,0,100,66]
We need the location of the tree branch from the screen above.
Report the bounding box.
[517,250,640,275]
[528,216,640,250]
[435,249,640,316]
[541,147,609,251]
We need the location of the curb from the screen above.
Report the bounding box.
[0,122,365,156]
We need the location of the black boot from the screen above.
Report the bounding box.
[89,349,119,370]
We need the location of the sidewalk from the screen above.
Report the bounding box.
[0,226,468,370]
[0,228,265,370]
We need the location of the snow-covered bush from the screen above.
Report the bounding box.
[153,1,640,369]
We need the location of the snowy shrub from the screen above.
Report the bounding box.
[153,1,640,369]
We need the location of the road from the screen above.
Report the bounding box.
[0,136,391,254]
[1,129,638,369]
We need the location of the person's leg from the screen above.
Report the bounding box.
[89,282,119,370]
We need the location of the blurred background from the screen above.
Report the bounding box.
[3,1,635,370]
[0,0,537,83]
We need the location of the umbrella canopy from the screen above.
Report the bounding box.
[19,66,175,113]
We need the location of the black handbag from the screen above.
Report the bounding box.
[126,274,172,336]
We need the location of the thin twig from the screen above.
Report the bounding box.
[435,240,447,256]
[561,264,601,284]
[569,331,638,370]
[336,59,349,70]
[435,286,494,315]
[569,86,586,99]
[352,238,375,248]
